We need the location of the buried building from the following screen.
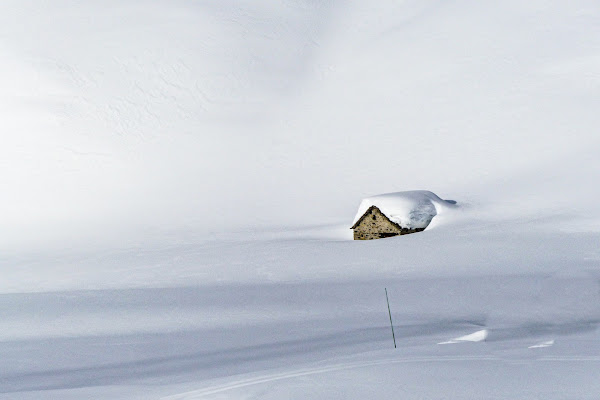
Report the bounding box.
[351,190,456,240]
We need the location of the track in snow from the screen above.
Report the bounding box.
[161,353,600,399]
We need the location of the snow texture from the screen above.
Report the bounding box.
[2,0,600,399]
[351,190,456,229]
[438,329,489,344]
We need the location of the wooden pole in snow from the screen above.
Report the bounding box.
[385,288,397,349]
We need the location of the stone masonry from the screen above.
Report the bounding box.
[352,206,425,240]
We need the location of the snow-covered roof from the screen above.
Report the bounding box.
[351,190,457,229]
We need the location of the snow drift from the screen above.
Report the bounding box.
[351,190,457,229]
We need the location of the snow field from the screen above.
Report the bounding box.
[2,0,600,398]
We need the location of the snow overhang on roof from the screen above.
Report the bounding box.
[351,190,457,230]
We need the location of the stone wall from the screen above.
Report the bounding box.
[353,206,425,240]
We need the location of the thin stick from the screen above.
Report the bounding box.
[385,288,397,349]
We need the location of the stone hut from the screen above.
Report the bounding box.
[350,190,455,240]
[351,205,425,240]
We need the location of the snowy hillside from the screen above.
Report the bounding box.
[2,0,600,399]
[2,0,599,251]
